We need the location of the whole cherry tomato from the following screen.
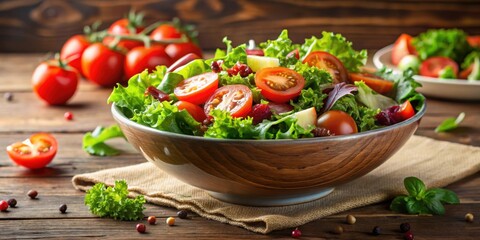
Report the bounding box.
[32,59,79,105]
[165,42,203,62]
[6,133,58,169]
[316,110,358,136]
[81,43,126,87]
[103,18,145,50]
[150,24,183,41]
[60,35,90,76]
[125,45,172,79]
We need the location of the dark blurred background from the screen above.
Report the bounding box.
[1,0,479,53]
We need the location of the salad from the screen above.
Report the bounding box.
[108,30,424,140]
[391,29,480,81]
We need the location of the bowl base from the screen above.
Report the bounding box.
[207,188,335,207]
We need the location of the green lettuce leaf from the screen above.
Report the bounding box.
[255,112,314,139]
[204,109,256,139]
[291,88,328,112]
[412,29,472,63]
[259,29,300,66]
[82,125,125,156]
[293,62,333,91]
[355,81,397,110]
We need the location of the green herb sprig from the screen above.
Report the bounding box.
[85,180,145,221]
[390,177,459,215]
[435,112,465,133]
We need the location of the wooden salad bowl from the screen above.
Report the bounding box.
[112,103,426,206]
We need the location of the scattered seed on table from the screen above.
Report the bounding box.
[147,216,156,225]
[291,228,302,238]
[59,204,67,213]
[465,213,474,222]
[27,190,38,199]
[404,231,414,240]
[7,198,17,208]
[64,111,73,121]
[400,222,411,233]
[346,214,356,224]
[177,210,188,219]
[4,92,13,102]
[372,226,381,235]
[136,223,146,233]
[166,217,176,226]
[0,200,8,211]
[333,225,344,234]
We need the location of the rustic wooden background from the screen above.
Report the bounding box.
[0,0,479,53]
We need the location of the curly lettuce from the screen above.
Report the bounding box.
[412,29,472,63]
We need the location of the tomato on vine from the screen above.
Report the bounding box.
[60,35,90,76]
[125,45,172,79]
[82,43,126,87]
[103,12,145,51]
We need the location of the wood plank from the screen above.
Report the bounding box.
[0,1,479,52]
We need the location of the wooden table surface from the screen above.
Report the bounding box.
[0,53,479,239]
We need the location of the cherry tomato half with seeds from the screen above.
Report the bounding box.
[349,72,394,94]
[255,67,305,103]
[32,60,79,105]
[303,51,348,83]
[174,101,207,122]
[125,45,172,79]
[60,35,90,76]
[316,110,358,136]
[419,57,458,78]
[174,72,219,105]
[204,85,253,118]
[6,133,58,169]
[81,43,126,87]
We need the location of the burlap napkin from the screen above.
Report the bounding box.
[72,136,480,234]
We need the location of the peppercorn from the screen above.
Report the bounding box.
[404,231,415,240]
[166,217,175,226]
[465,213,474,222]
[4,92,13,102]
[27,190,38,199]
[372,226,381,235]
[147,216,156,225]
[177,210,188,219]
[291,228,302,238]
[400,222,411,233]
[0,200,8,211]
[136,223,146,233]
[346,214,356,224]
[59,204,67,213]
[7,198,17,208]
[333,225,344,234]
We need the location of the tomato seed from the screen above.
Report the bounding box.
[7,198,17,208]
[136,223,146,233]
[64,112,73,121]
[59,204,67,213]
[147,216,156,225]
[27,190,38,199]
[0,200,8,211]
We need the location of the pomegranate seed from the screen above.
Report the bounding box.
[404,231,415,240]
[210,60,223,73]
[64,111,73,121]
[291,228,302,238]
[136,223,146,233]
[248,104,272,124]
[0,200,8,211]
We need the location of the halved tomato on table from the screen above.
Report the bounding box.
[204,85,253,118]
[255,67,305,103]
[349,71,394,94]
[174,72,219,105]
[391,33,416,66]
[419,57,458,78]
[302,51,348,83]
[6,133,58,169]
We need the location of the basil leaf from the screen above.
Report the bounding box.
[404,176,426,197]
[405,196,429,214]
[428,188,460,204]
[390,196,408,213]
[425,198,446,215]
[435,112,465,133]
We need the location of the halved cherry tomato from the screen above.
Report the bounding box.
[60,35,90,76]
[165,42,203,62]
[103,18,144,50]
[395,100,415,121]
[316,110,358,136]
[125,45,172,79]
[150,24,183,41]
[459,64,473,79]
[174,101,207,122]
[255,67,305,103]
[303,51,348,83]
[467,36,480,48]
[349,72,394,94]
[81,43,126,87]
[391,33,416,66]
[32,60,79,105]
[6,133,58,169]
[174,72,219,105]
[419,57,458,78]
[204,85,253,118]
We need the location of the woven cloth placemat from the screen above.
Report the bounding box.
[72,136,480,234]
